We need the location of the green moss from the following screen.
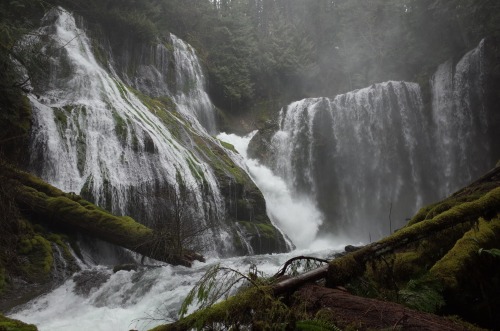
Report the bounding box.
[218,139,237,153]
[186,156,206,183]
[128,87,181,139]
[7,166,154,244]
[151,286,286,331]
[91,39,108,67]
[255,223,276,238]
[18,239,33,255]
[193,134,248,185]
[326,185,500,292]
[52,107,68,130]
[408,193,487,226]
[46,233,72,258]
[237,221,278,240]
[0,314,38,331]
[327,255,362,287]
[112,110,128,142]
[6,168,63,198]
[18,233,53,278]
[430,217,500,290]
[392,251,421,279]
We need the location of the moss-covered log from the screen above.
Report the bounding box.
[327,185,500,287]
[6,167,203,267]
[149,286,278,331]
[429,216,500,325]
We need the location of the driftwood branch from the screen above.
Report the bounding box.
[272,264,328,295]
[273,255,328,278]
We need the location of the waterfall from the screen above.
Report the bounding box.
[218,132,326,249]
[431,39,492,196]
[170,34,217,134]
[269,82,433,240]
[27,8,232,256]
[260,39,497,241]
[114,34,216,134]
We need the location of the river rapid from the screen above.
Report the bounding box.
[9,132,353,331]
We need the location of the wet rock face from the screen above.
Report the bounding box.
[24,7,288,257]
[247,123,278,169]
[73,270,111,297]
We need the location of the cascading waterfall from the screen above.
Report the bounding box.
[218,132,326,249]
[170,34,217,134]
[431,39,492,196]
[269,82,433,240]
[27,8,230,256]
[260,39,497,241]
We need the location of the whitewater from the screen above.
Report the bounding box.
[9,133,352,331]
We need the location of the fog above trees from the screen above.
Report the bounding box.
[2,0,500,114]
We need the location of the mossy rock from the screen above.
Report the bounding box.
[19,234,54,278]
[0,314,38,331]
[128,85,286,254]
[236,221,288,254]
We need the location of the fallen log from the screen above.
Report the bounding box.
[266,185,500,294]
[294,284,482,331]
[7,167,203,267]
[327,185,500,286]
[272,264,328,295]
[263,183,500,298]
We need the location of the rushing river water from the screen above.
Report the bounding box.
[10,248,348,331]
[9,132,353,331]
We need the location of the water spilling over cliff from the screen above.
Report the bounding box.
[26,7,287,257]
[431,39,494,196]
[250,39,499,241]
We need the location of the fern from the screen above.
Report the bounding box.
[398,278,444,313]
[179,263,260,318]
[478,248,500,258]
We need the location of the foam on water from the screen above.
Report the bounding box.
[9,244,351,331]
[217,132,350,250]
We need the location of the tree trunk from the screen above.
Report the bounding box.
[272,264,328,295]
[7,167,204,267]
[294,284,476,331]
